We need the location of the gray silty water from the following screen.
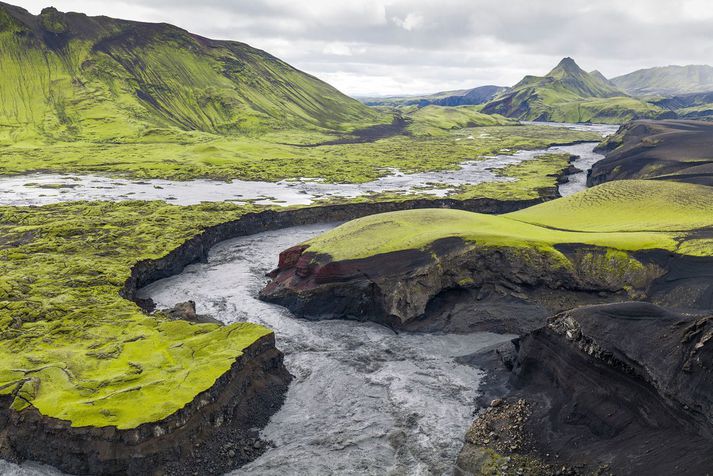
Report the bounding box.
[133,224,514,475]
[0,123,617,207]
[522,122,618,197]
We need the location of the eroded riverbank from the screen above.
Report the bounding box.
[138,224,515,474]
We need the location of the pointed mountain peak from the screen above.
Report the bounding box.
[548,57,584,76]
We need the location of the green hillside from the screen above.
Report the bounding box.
[482,58,662,123]
[0,3,382,144]
[612,65,713,97]
[305,180,713,261]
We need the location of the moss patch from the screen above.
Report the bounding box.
[0,124,599,184]
[0,201,273,429]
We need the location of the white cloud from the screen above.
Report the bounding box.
[392,12,424,31]
[15,0,713,96]
[322,43,353,56]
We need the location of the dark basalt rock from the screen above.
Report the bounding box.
[121,196,546,312]
[0,333,291,475]
[164,300,223,325]
[589,119,713,187]
[259,239,679,334]
[260,214,713,334]
[459,302,713,475]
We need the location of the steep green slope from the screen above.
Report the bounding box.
[403,105,515,135]
[612,65,713,97]
[482,58,662,123]
[0,2,382,144]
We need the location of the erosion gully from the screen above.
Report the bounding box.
[1,123,615,475]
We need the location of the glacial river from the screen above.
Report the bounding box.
[0,124,616,206]
[0,123,617,475]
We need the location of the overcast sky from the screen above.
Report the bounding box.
[18,0,713,97]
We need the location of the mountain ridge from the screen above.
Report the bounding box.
[612,64,713,97]
[0,2,382,143]
[359,84,507,107]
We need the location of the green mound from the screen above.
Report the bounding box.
[305,180,713,261]
[507,180,713,232]
[0,201,270,429]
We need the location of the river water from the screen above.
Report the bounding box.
[140,225,515,475]
[0,124,616,206]
[0,123,617,475]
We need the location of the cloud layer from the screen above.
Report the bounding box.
[19,0,713,96]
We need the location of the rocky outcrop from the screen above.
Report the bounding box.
[0,333,291,476]
[458,302,713,475]
[589,119,713,187]
[260,240,675,334]
[163,300,223,325]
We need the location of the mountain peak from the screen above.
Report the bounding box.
[549,57,584,76]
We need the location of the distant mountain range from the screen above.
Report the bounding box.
[0,2,381,143]
[611,65,713,97]
[362,59,713,124]
[480,58,661,123]
[360,85,507,108]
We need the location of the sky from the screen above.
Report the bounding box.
[17,0,713,97]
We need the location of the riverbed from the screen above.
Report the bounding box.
[0,124,616,206]
[140,224,515,474]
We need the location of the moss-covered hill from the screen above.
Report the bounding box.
[0,2,382,144]
[304,180,713,261]
[0,201,273,429]
[481,58,663,124]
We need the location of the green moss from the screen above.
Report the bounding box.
[304,180,713,261]
[0,200,274,429]
[403,105,515,136]
[0,125,599,183]
[454,153,573,201]
[507,180,713,232]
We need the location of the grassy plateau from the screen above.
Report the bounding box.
[304,180,713,261]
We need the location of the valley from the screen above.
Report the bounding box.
[1,2,713,476]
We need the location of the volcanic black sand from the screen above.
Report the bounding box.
[458,302,713,476]
[590,119,713,187]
